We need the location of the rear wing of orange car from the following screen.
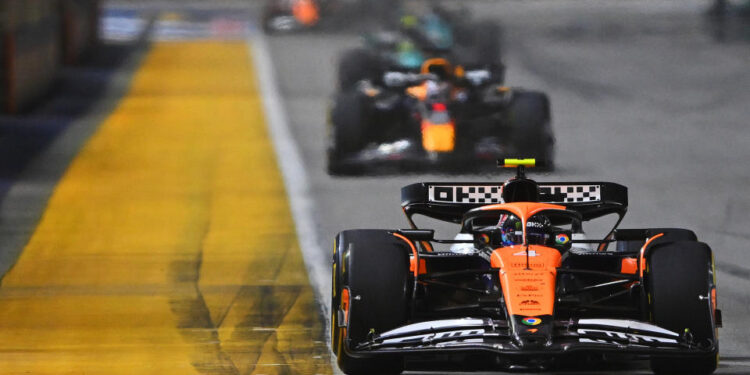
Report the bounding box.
[401,181,627,223]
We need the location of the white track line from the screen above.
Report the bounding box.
[247,34,331,321]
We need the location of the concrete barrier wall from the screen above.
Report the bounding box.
[0,0,100,113]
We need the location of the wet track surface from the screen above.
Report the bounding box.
[266,0,750,373]
[0,0,746,374]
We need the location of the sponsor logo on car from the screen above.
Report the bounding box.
[513,250,540,257]
[555,233,570,245]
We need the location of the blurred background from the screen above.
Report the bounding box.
[0,0,747,374]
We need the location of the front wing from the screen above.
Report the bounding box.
[350,318,716,358]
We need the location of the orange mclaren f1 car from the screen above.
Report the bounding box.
[331,159,720,374]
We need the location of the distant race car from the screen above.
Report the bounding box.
[337,3,502,90]
[262,0,398,33]
[327,59,554,174]
[262,0,322,32]
[331,159,721,374]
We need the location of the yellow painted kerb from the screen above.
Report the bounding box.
[0,41,331,375]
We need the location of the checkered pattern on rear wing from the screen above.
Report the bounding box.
[425,184,602,204]
[428,184,503,204]
[539,184,602,204]
[403,182,626,223]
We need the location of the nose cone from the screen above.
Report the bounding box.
[512,315,553,349]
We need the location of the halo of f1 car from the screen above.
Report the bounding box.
[331,159,721,374]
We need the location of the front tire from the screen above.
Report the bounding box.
[327,90,368,175]
[470,20,503,66]
[331,230,410,375]
[338,48,380,90]
[647,241,718,375]
[616,228,697,252]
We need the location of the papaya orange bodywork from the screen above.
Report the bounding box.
[479,203,569,317]
[639,233,664,278]
[410,258,427,275]
[337,287,350,357]
[393,233,420,277]
[711,287,717,322]
[620,257,644,274]
[340,287,350,325]
[491,245,561,316]
[478,202,567,217]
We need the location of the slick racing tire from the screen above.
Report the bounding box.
[453,21,503,80]
[507,91,554,169]
[471,20,503,66]
[328,90,368,175]
[338,48,379,90]
[647,241,718,375]
[331,230,410,375]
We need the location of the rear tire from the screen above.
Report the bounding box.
[647,241,718,375]
[507,91,554,169]
[338,48,380,90]
[454,21,503,69]
[331,230,410,375]
[471,20,503,66]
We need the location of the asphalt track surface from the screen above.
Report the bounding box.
[265,0,750,373]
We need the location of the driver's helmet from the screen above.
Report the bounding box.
[499,214,551,246]
[499,214,523,246]
[526,215,552,245]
